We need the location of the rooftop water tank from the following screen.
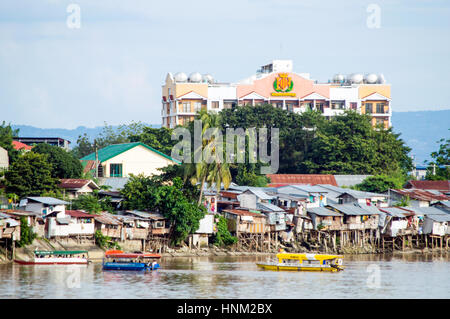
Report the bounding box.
[377,74,386,84]
[188,72,202,82]
[350,73,363,84]
[333,74,345,83]
[365,73,378,84]
[174,72,187,82]
[202,74,214,83]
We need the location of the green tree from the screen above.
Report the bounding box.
[355,174,405,193]
[121,175,206,245]
[71,193,113,214]
[4,152,59,198]
[129,126,176,156]
[71,133,95,159]
[425,136,450,180]
[32,143,83,179]
[0,121,20,164]
[303,111,412,175]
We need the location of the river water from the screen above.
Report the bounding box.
[0,253,448,299]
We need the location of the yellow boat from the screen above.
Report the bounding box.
[256,253,344,272]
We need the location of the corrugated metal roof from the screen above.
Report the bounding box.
[59,179,99,190]
[222,209,264,217]
[379,207,411,217]
[328,204,377,216]
[406,180,450,192]
[307,207,343,217]
[425,214,450,222]
[94,212,121,225]
[256,202,284,212]
[97,177,130,191]
[391,189,449,201]
[403,206,449,216]
[26,197,69,205]
[334,175,372,187]
[244,188,274,200]
[66,210,95,218]
[267,174,337,187]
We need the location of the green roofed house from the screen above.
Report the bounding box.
[80,142,180,178]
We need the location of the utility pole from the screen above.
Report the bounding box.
[95,141,99,178]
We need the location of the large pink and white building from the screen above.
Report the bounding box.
[161,60,391,129]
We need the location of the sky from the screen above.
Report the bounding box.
[1,0,450,129]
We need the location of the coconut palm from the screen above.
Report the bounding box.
[184,109,231,205]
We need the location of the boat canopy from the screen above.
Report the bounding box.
[276,253,343,262]
[34,250,88,256]
[105,253,161,259]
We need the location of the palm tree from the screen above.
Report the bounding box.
[184,109,231,206]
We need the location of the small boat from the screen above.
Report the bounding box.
[102,250,161,271]
[256,253,344,272]
[14,250,89,265]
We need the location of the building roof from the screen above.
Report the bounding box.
[12,140,33,151]
[97,177,130,191]
[94,212,122,225]
[307,207,343,217]
[436,201,450,209]
[402,206,449,216]
[26,197,69,206]
[379,207,412,218]
[328,204,379,216]
[80,142,180,164]
[256,202,284,212]
[391,189,449,202]
[334,175,372,187]
[337,189,387,199]
[405,180,450,192]
[58,179,100,190]
[425,214,450,222]
[222,209,265,217]
[66,210,95,218]
[242,188,274,200]
[266,174,337,187]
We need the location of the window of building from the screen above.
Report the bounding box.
[110,164,123,177]
[365,103,372,114]
[376,118,385,126]
[331,101,345,109]
[211,101,219,109]
[182,102,190,113]
[316,103,324,113]
[194,102,202,112]
[350,102,357,110]
[376,103,384,114]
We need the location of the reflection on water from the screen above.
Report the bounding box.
[0,253,449,299]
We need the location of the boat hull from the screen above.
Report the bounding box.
[102,262,160,271]
[256,263,343,272]
[15,258,88,265]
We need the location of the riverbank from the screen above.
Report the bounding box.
[2,239,449,264]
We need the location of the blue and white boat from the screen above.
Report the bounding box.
[102,250,161,271]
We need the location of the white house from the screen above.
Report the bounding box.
[0,146,8,173]
[80,142,180,178]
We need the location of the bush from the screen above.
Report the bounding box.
[213,215,237,247]
[94,230,121,250]
[17,217,37,247]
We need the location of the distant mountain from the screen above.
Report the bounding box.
[391,110,450,165]
[11,123,161,147]
[11,110,450,165]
